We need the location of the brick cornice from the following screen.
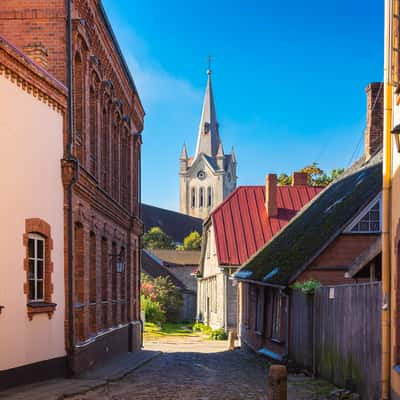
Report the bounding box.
[0,36,67,113]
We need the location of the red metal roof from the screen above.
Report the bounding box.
[211,185,323,266]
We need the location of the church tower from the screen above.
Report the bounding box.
[180,68,237,219]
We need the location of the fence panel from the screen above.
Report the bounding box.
[289,290,314,370]
[314,282,381,400]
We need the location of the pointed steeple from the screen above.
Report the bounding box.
[195,68,221,157]
[180,143,188,160]
[231,146,236,163]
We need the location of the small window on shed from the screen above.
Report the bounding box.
[271,293,284,341]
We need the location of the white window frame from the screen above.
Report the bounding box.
[344,193,382,234]
[28,233,45,302]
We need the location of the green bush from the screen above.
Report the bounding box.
[210,328,228,340]
[192,322,212,335]
[141,295,166,324]
[291,280,321,295]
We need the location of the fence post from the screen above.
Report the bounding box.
[267,365,287,400]
[227,330,237,350]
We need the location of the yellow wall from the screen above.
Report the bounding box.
[0,74,65,370]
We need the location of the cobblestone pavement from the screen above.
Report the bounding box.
[69,336,336,400]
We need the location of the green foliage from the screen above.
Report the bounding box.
[278,163,344,187]
[210,328,228,340]
[143,227,175,250]
[152,276,183,322]
[278,173,292,186]
[141,295,166,324]
[183,231,202,250]
[192,322,212,335]
[291,280,321,295]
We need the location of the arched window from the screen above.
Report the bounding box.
[191,188,196,209]
[199,187,204,208]
[28,233,45,302]
[74,53,84,164]
[112,117,120,200]
[89,86,97,176]
[207,187,212,208]
[101,106,109,191]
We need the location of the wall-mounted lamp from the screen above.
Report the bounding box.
[109,250,125,273]
[391,123,400,152]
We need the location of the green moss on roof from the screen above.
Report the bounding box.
[239,152,382,285]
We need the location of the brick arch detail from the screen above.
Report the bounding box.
[23,218,56,320]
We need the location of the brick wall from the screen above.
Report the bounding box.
[365,82,383,159]
[0,0,145,355]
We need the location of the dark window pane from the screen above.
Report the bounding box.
[37,281,43,300]
[28,260,35,279]
[29,280,35,300]
[28,239,35,258]
[37,240,44,259]
[37,260,44,279]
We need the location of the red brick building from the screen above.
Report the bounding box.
[0,0,145,374]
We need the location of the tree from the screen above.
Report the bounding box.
[152,276,183,322]
[183,231,202,250]
[277,173,292,186]
[143,227,175,250]
[278,163,344,187]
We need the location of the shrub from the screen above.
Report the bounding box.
[210,328,228,340]
[141,295,166,325]
[152,276,183,323]
[291,280,321,295]
[192,322,212,335]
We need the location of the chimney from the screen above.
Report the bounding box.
[292,172,308,186]
[266,174,278,217]
[365,82,383,159]
[24,43,48,69]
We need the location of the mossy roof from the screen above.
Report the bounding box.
[237,151,382,286]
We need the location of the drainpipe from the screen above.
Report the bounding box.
[66,0,76,375]
[382,1,393,398]
[138,134,143,347]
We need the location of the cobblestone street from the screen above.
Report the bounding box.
[68,336,336,400]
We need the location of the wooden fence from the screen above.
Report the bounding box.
[289,282,381,400]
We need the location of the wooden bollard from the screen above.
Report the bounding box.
[227,330,237,350]
[267,365,287,400]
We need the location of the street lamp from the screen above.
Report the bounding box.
[109,250,125,273]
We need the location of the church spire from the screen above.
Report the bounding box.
[195,67,221,157]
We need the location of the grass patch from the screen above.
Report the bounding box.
[144,322,200,338]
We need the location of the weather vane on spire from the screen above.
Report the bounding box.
[207,55,212,75]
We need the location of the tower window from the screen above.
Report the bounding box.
[199,187,204,208]
[191,188,196,208]
[208,187,212,207]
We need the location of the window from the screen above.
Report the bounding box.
[199,187,204,208]
[346,196,381,233]
[272,293,284,341]
[207,187,212,207]
[74,53,84,164]
[28,234,45,302]
[255,287,264,334]
[24,218,56,320]
[191,188,196,208]
[89,86,97,176]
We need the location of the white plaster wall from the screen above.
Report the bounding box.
[203,226,219,278]
[0,75,65,371]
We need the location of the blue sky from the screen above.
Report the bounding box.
[103,0,384,211]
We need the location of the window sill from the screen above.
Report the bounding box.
[27,302,57,321]
[256,330,264,336]
[270,337,284,344]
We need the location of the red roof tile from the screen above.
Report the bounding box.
[211,185,323,266]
